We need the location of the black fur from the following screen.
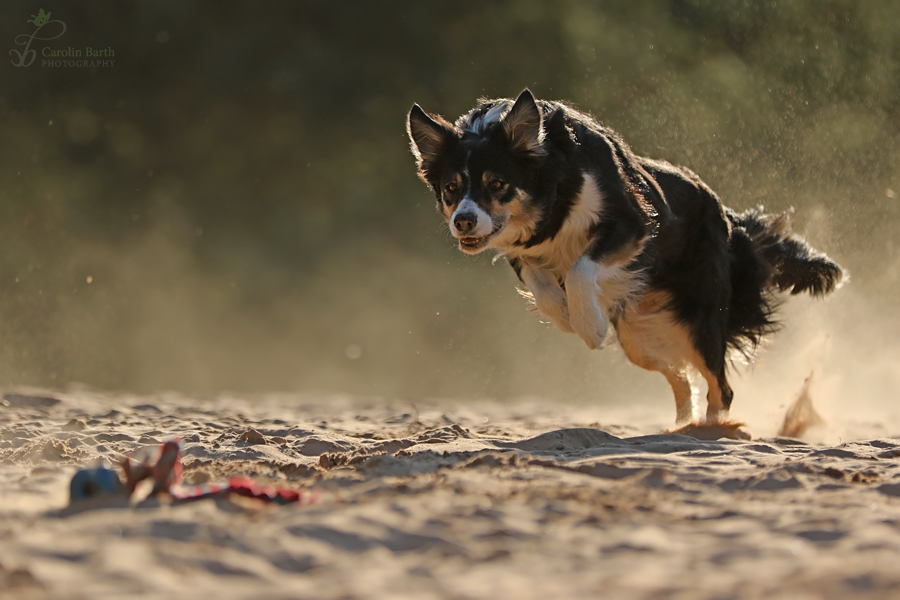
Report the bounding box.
[407,90,844,423]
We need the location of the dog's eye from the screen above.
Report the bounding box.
[444,182,457,193]
[489,179,506,191]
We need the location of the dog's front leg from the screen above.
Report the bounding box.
[520,264,574,334]
[566,256,608,350]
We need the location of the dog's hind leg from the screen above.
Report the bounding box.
[616,295,698,424]
[663,369,695,424]
[689,336,750,438]
[624,356,694,424]
[689,320,734,423]
[687,363,747,439]
[697,364,734,423]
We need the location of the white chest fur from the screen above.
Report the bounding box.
[500,172,604,280]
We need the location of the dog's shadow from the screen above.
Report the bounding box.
[491,424,752,460]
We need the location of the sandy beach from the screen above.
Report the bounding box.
[1,388,899,599]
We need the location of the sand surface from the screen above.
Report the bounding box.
[2,388,900,599]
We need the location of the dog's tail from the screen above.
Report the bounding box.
[725,206,844,354]
[732,207,844,296]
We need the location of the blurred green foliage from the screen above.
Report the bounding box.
[0,0,898,399]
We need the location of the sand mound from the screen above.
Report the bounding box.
[2,390,900,599]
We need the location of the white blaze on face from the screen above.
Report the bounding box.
[451,198,494,238]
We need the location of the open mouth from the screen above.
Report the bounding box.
[457,220,505,253]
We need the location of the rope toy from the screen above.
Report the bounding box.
[70,439,315,506]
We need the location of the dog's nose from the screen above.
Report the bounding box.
[453,213,477,234]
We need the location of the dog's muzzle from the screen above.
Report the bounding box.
[455,219,506,254]
[453,212,478,235]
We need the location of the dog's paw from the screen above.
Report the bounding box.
[549,314,575,335]
[569,303,608,350]
[534,289,575,334]
[577,325,607,350]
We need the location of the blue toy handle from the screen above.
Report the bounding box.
[69,467,126,503]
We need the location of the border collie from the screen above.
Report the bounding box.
[406,89,843,432]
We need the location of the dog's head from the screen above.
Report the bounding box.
[407,89,547,254]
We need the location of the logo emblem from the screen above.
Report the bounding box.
[10,8,66,67]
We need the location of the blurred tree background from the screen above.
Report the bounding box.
[1,1,898,410]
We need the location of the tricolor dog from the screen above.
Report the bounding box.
[406,89,843,431]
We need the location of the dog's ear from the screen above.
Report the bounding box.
[407,104,456,172]
[501,89,546,157]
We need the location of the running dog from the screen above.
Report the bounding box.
[406,89,843,430]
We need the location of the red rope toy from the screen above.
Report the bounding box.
[118,440,316,506]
